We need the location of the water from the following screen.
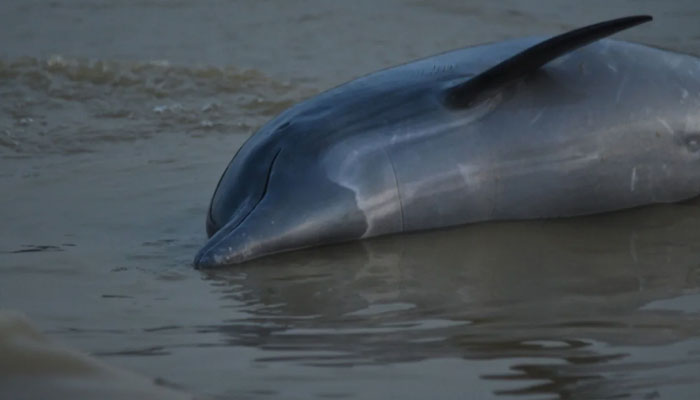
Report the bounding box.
[2,1,700,399]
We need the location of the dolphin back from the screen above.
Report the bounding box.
[193,15,700,268]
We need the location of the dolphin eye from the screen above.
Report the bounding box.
[684,134,700,152]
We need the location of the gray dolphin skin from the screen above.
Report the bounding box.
[195,15,700,268]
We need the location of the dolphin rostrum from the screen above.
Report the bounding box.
[195,15,700,268]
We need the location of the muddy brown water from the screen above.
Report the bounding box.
[2,1,700,399]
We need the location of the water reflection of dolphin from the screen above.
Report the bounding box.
[195,16,700,267]
[204,204,700,398]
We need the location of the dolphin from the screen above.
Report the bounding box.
[194,15,700,268]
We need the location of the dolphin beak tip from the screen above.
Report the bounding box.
[193,212,274,268]
[192,249,210,269]
[193,245,223,269]
[193,241,247,269]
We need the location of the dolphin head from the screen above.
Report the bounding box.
[194,119,403,268]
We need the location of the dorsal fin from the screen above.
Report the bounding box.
[444,15,653,108]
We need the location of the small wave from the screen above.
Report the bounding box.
[0,56,313,155]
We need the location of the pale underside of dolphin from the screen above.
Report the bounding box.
[194,15,700,268]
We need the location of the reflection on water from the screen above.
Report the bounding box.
[204,202,700,398]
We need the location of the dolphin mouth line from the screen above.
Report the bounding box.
[195,148,282,267]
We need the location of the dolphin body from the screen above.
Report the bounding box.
[195,16,700,268]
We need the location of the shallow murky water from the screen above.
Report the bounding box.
[2,1,700,399]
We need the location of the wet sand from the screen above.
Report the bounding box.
[2,1,700,399]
